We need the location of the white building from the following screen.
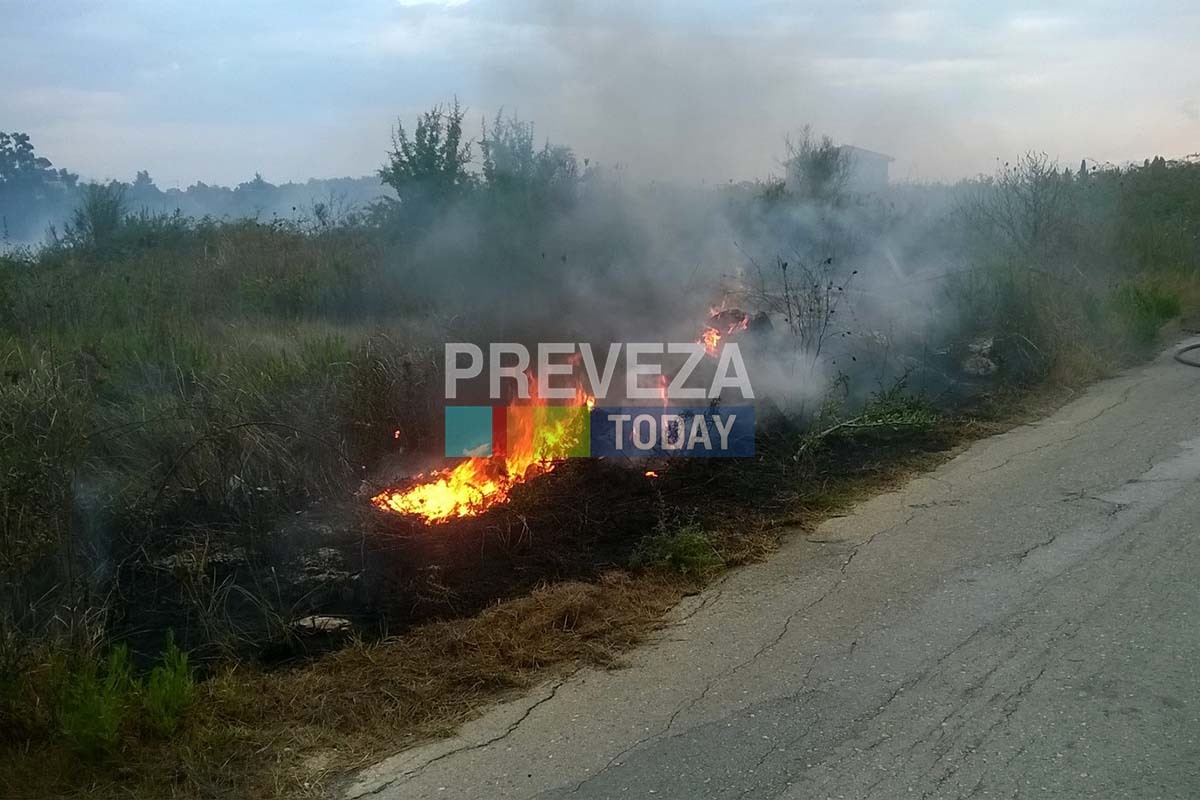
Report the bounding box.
[839,145,894,193]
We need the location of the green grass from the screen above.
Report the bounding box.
[1112,279,1183,345]
[632,523,725,578]
[45,635,197,760]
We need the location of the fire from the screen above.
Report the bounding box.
[700,326,723,356]
[373,306,747,524]
[372,460,508,523]
[699,306,749,357]
[372,374,593,524]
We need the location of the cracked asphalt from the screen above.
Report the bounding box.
[346,339,1200,800]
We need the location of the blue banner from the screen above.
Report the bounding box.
[589,406,755,458]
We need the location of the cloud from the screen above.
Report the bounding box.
[2,0,1198,184]
[2,86,129,120]
[1005,13,1072,35]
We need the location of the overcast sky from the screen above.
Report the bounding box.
[3,0,1198,187]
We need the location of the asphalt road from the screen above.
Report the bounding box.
[347,339,1200,800]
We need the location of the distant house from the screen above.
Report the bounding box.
[839,145,894,193]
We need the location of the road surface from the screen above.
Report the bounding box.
[347,339,1200,800]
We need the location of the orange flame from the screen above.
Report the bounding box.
[372,373,593,524]
[699,308,749,357]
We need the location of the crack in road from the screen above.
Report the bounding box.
[915,665,1048,800]
[349,680,566,799]
[746,600,1073,799]
[558,380,1164,799]
[968,379,1145,480]
[567,509,919,797]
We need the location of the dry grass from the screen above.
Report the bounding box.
[0,341,1179,800]
[0,572,693,799]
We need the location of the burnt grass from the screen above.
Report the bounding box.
[110,414,958,670]
[9,393,1036,800]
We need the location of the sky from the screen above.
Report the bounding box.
[2,0,1198,187]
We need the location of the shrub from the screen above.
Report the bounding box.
[859,378,940,429]
[783,126,850,202]
[1112,280,1182,345]
[47,635,197,757]
[141,634,195,737]
[632,524,724,578]
[61,182,127,253]
[56,645,135,758]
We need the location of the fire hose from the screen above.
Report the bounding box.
[1177,341,1200,368]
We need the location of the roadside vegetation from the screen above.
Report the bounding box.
[2,109,1199,797]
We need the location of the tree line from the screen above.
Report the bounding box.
[0,131,386,247]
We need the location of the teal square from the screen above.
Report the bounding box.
[445,406,492,457]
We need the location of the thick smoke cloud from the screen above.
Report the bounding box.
[470,0,1199,185]
[5,2,1198,185]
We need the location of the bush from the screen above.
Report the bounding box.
[783,126,850,202]
[56,645,135,758]
[49,635,196,757]
[1112,280,1182,345]
[632,524,724,578]
[60,182,127,254]
[141,634,195,737]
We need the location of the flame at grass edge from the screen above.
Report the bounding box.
[371,381,593,524]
